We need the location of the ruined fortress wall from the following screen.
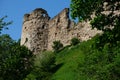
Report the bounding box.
[47,8,101,50]
[47,8,75,50]
[21,8,101,54]
[21,8,50,54]
[47,1,120,50]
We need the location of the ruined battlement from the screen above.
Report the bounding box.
[23,8,50,23]
[21,8,101,54]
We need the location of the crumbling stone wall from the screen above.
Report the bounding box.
[48,8,75,50]
[21,8,101,54]
[47,8,101,50]
[21,8,50,54]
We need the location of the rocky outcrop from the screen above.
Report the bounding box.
[21,8,101,54]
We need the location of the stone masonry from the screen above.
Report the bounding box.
[21,8,50,54]
[21,8,101,54]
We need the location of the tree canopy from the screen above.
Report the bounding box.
[0,17,33,80]
[0,16,12,34]
[70,0,102,21]
[70,1,120,80]
[70,0,120,21]
[70,0,120,47]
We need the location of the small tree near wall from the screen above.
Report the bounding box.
[71,37,80,46]
[52,41,63,53]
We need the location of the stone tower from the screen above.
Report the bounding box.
[21,8,50,54]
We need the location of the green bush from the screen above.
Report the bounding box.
[25,51,55,80]
[34,51,55,71]
[0,35,33,80]
[79,42,120,80]
[52,41,63,53]
[71,37,80,46]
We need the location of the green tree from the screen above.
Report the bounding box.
[70,0,120,47]
[52,41,63,53]
[71,1,120,80]
[70,0,102,21]
[0,16,12,34]
[0,35,33,80]
[71,37,80,46]
[25,51,55,80]
[0,17,33,80]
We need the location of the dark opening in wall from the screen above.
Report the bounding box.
[42,25,45,29]
[42,13,46,17]
[24,27,26,29]
[57,18,60,23]
[55,33,57,37]
[24,38,28,44]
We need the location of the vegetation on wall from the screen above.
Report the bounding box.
[70,37,80,46]
[52,41,63,53]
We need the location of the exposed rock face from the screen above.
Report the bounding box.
[21,8,101,54]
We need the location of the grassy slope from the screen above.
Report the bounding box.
[29,36,119,80]
[51,40,93,80]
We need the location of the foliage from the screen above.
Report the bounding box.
[23,35,120,80]
[0,16,12,34]
[52,44,85,80]
[52,41,63,53]
[70,0,102,21]
[0,16,33,80]
[0,34,14,54]
[0,34,33,80]
[50,36,120,80]
[79,41,120,80]
[34,51,55,72]
[1,1,120,79]
[25,51,55,80]
[71,0,120,48]
[71,37,80,46]
[70,0,119,21]
[90,13,120,48]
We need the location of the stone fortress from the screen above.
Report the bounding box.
[21,1,120,54]
[20,8,101,54]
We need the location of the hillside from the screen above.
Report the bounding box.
[25,35,120,80]
[51,37,120,80]
[51,37,94,80]
[51,41,89,80]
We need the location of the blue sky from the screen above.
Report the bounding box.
[0,0,70,40]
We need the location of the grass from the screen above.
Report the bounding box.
[26,35,120,80]
[51,40,93,80]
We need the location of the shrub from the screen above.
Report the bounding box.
[71,37,80,46]
[52,41,63,53]
[34,51,55,71]
[0,45,33,80]
[25,51,55,80]
[79,42,120,80]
